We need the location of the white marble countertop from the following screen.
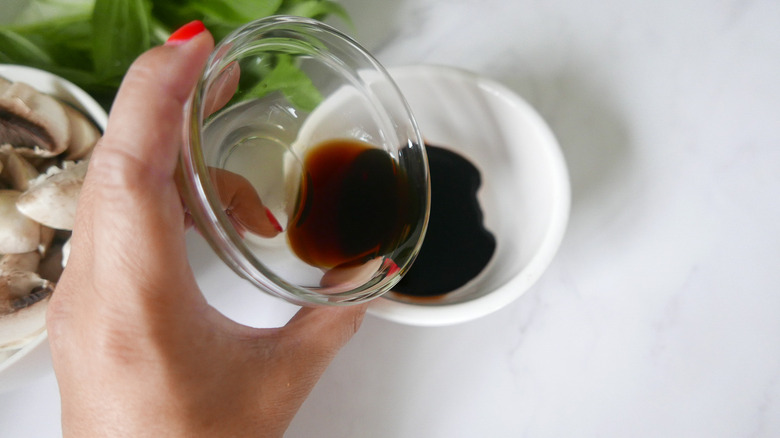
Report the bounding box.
[2,0,779,436]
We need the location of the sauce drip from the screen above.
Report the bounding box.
[394,145,496,297]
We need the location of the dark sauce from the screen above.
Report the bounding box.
[393,145,496,297]
[287,139,417,269]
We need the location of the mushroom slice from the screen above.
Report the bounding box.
[0,81,70,157]
[0,252,41,274]
[63,104,100,160]
[0,144,39,191]
[38,225,57,256]
[0,76,10,94]
[0,270,53,349]
[38,242,64,282]
[16,160,87,230]
[0,190,41,254]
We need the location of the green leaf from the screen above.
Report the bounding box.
[0,29,54,66]
[280,0,351,23]
[189,0,282,25]
[9,0,94,28]
[1,0,351,110]
[245,54,323,112]
[146,0,200,30]
[91,0,152,80]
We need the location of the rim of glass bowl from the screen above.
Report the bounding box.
[179,16,428,306]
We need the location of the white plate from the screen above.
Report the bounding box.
[367,65,570,326]
[0,64,107,393]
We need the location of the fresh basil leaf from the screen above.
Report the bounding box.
[0,29,54,66]
[245,54,322,112]
[10,0,94,28]
[11,18,94,71]
[1,0,350,111]
[147,0,199,29]
[91,0,152,80]
[280,0,351,23]
[189,0,282,25]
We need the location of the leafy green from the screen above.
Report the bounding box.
[280,0,351,26]
[9,0,93,28]
[0,29,54,65]
[245,54,323,111]
[91,0,152,80]
[0,0,351,109]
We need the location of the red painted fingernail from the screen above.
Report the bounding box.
[166,20,206,45]
[385,259,400,276]
[265,208,283,233]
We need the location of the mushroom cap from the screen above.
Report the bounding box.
[0,144,39,191]
[0,252,41,274]
[0,81,70,157]
[16,160,87,230]
[63,104,100,160]
[0,270,52,349]
[38,225,56,256]
[38,242,64,282]
[0,76,10,94]
[0,190,41,254]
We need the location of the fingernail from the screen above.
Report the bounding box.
[166,20,206,45]
[265,208,283,232]
[384,259,400,276]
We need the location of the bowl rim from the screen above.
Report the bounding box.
[367,64,571,326]
[0,63,108,381]
[179,16,430,306]
[0,331,48,374]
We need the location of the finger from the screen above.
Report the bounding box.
[204,61,240,117]
[281,303,369,364]
[95,30,214,177]
[210,168,283,237]
[319,257,384,293]
[71,30,215,306]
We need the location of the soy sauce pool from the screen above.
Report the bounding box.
[287,139,420,270]
[393,145,496,297]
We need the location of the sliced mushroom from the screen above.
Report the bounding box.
[16,160,87,230]
[0,76,10,94]
[38,242,64,282]
[38,225,56,257]
[63,104,100,160]
[0,190,41,254]
[0,144,39,191]
[0,270,53,349]
[0,81,70,157]
[0,252,41,274]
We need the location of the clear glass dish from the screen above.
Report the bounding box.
[179,16,429,306]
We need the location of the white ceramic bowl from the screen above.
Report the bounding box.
[367,65,570,326]
[0,64,107,393]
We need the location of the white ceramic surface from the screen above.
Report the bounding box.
[2,1,780,437]
[368,65,569,326]
[0,64,108,393]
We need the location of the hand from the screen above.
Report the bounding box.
[46,23,367,437]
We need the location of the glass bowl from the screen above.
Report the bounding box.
[179,16,429,306]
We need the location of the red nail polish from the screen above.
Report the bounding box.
[265,208,283,233]
[166,20,206,45]
[384,259,400,276]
